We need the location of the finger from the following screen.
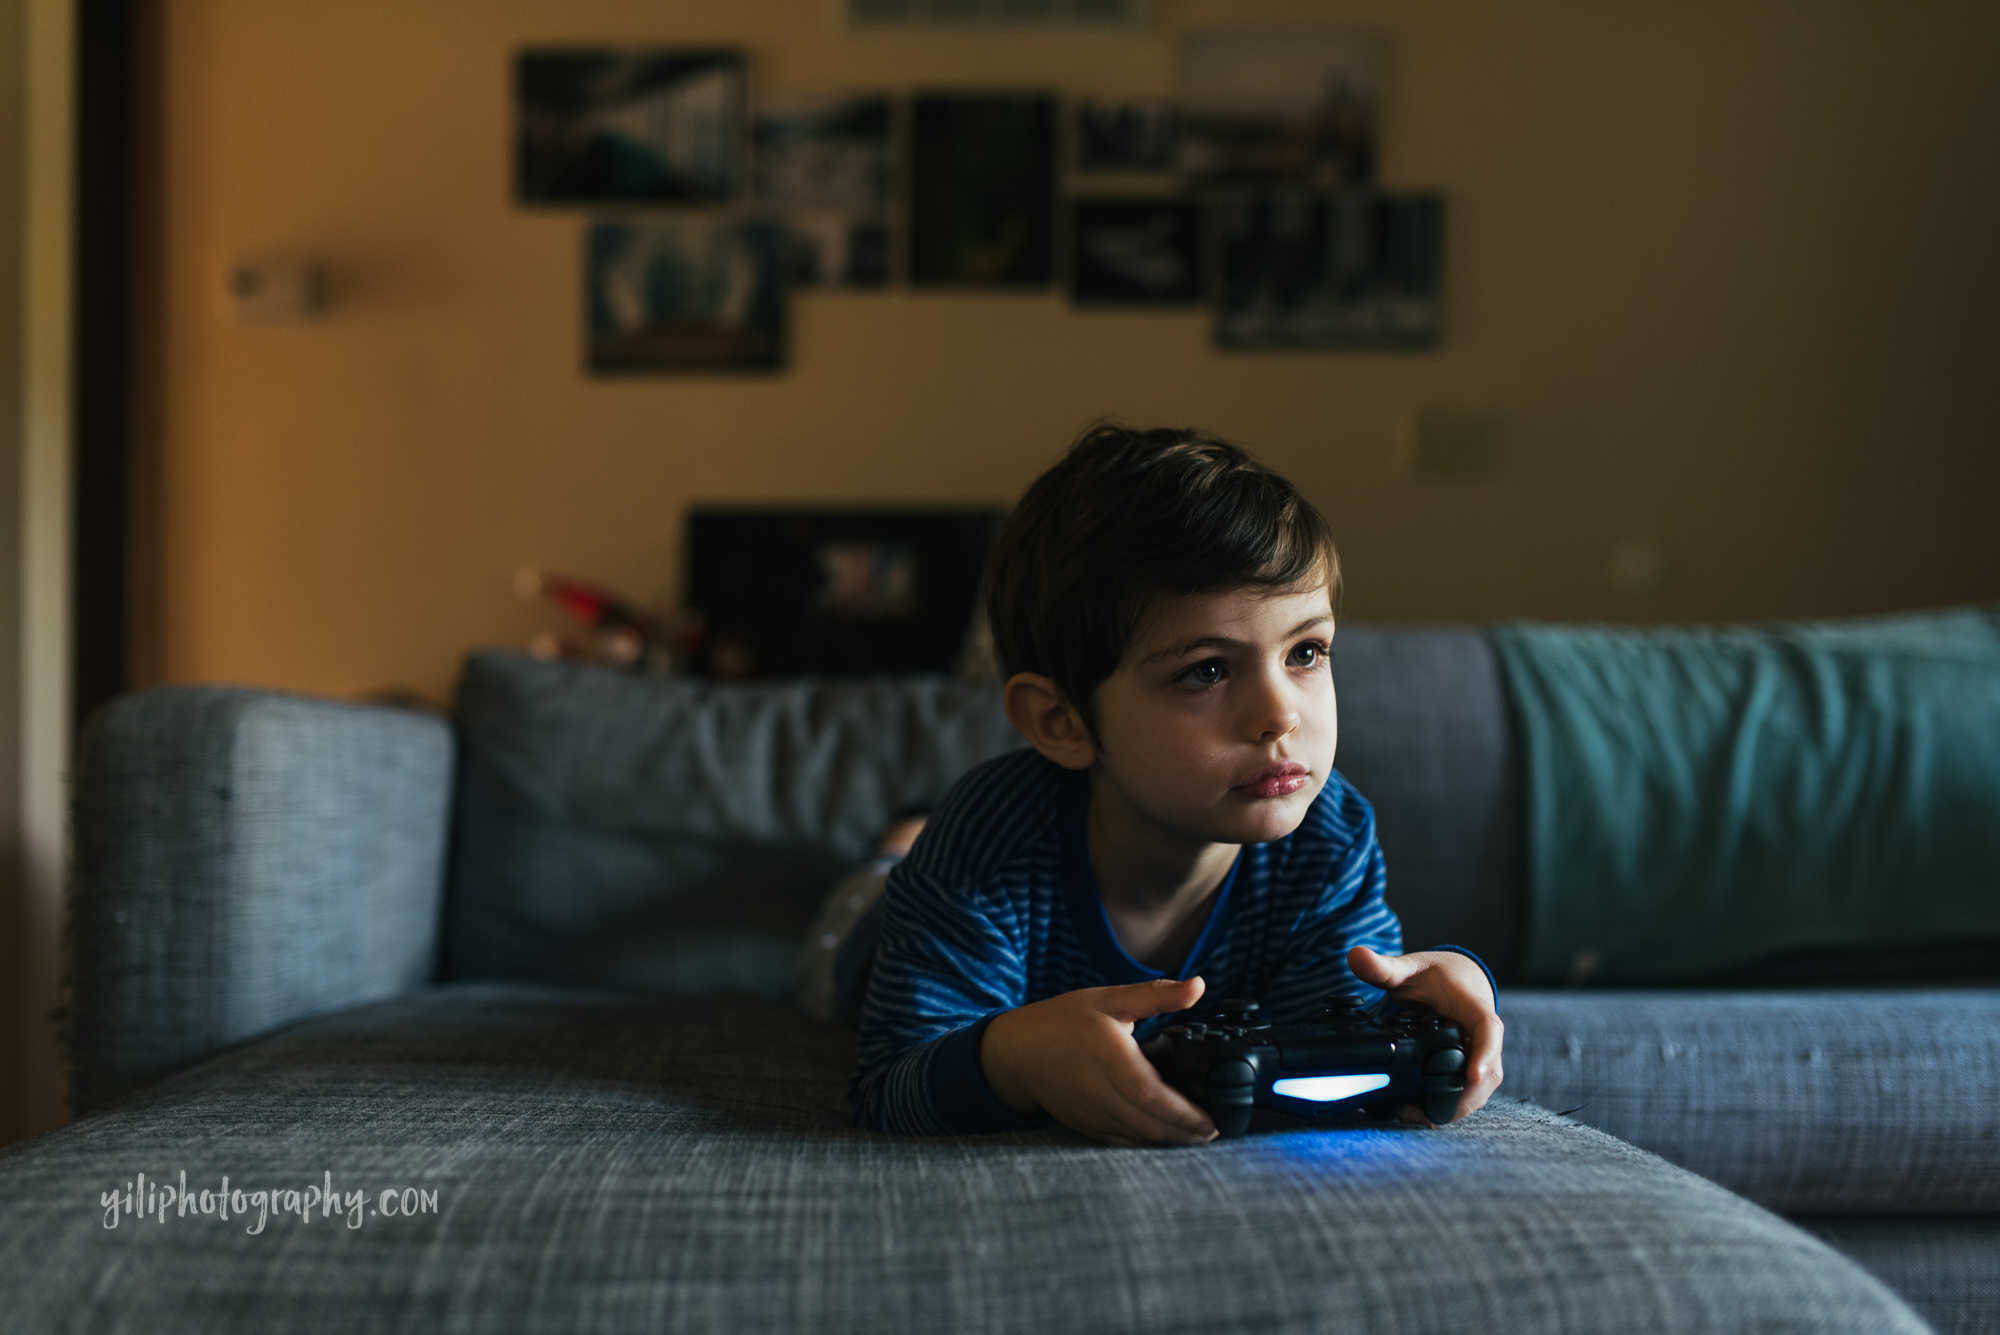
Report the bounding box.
[1455,1014,1505,1121]
[1455,1068,1499,1122]
[1098,975,1206,1025]
[1104,1047,1216,1138]
[1095,1066,1216,1145]
[1099,1086,1216,1146]
[1434,1014,1503,1123]
[1114,1107,1212,1147]
[1347,945,1423,992]
[1464,1013,1504,1088]
[1398,1103,1434,1128]
[1044,1060,1213,1147]
[1071,1096,1207,1148]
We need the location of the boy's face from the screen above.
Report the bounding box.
[1089,580,1338,849]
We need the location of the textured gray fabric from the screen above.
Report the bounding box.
[1502,987,2000,1214]
[1803,1217,2000,1335]
[446,653,1023,994]
[1329,628,1524,977]
[69,687,455,1114]
[2,987,1927,1335]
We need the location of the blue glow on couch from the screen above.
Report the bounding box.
[1271,1073,1391,1102]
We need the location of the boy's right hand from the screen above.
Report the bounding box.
[978,976,1216,1147]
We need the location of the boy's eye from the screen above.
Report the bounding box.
[1177,659,1227,688]
[1289,641,1327,668]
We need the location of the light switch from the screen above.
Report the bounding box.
[223,258,324,324]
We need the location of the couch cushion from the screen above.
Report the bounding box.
[1328,628,1524,977]
[1501,986,2000,1213]
[0,986,1926,1335]
[445,653,1023,994]
[1804,1217,2000,1335]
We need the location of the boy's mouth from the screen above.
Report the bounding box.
[1232,762,1311,800]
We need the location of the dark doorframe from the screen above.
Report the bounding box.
[71,0,147,730]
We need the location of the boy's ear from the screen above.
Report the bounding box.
[1002,672,1097,771]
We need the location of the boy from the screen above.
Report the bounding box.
[847,425,1503,1145]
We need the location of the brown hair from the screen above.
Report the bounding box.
[984,424,1341,738]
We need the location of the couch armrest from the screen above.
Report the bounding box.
[67,686,455,1113]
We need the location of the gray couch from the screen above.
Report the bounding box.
[3,630,1993,1333]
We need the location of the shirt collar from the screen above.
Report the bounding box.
[1058,767,1241,985]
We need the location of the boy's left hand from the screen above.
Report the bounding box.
[1347,945,1503,1126]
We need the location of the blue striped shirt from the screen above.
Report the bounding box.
[850,747,1445,1135]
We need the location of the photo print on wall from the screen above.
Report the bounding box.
[1074,100,1178,172]
[1215,189,1443,350]
[1069,198,1204,304]
[909,94,1056,286]
[1178,30,1380,187]
[753,95,894,287]
[518,49,745,203]
[586,218,786,372]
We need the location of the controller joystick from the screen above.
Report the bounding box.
[1211,998,1264,1028]
[1318,998,1373,1023]
[1149,997,1468,1137]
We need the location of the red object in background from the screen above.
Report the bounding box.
[515,567,670,670]
[515,568,659,636]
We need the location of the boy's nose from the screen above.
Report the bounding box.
[1245,677,1299,741]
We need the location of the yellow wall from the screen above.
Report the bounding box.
[155,0,2000,704]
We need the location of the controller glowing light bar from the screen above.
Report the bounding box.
[1270,1073,1392,1103]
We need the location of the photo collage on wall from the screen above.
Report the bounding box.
[513,31,1444,373]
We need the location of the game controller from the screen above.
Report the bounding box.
[1148,996,1467,1137]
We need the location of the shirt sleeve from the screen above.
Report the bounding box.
[846,854,1051,1136]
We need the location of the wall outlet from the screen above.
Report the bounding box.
[1394,411,1503,481]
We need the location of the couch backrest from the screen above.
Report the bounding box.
[1332,628,1523,976]
[445,653,1024,995]
[445,629,1523,997]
